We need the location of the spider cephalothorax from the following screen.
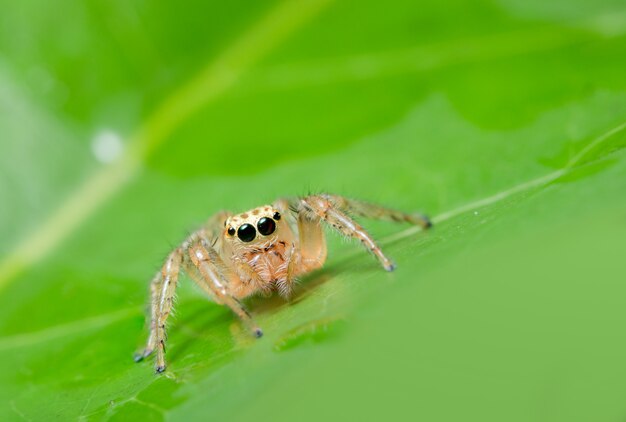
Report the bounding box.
[135,194,431,373]
[224,206,282,241]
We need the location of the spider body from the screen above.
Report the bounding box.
[135,194,431,372]
[220,205,306,298]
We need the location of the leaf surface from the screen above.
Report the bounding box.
[1,0,626,420]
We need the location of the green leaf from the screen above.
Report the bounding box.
[1,0,626,421]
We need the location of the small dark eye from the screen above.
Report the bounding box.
[227,227,235,236]
[273,212,281,220]
[257,217,276,236]
[237,224,256,242]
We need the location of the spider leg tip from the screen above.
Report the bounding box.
[384,262,397,272]
[418,214,432,229]
[155,365,166,374]
[254,328,264,338]
[133,353,144,363]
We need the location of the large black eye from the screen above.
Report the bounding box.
[257,217,276,236]
[237,224,256,242]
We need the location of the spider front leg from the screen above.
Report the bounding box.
[320,193,432,228]
[187,238,263,338]
[274,198,326,275]
[134,248,183,373]
[299,195,401,271]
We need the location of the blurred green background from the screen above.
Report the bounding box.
[1,0,626,420]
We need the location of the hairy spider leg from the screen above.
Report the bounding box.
[197,225,269,299]
[299,195,398,271]
[187,239,262,337]
[134,248,183,373]
[320,193,432,228]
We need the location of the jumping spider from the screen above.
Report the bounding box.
[135,193,431,372]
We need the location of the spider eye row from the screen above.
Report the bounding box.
[227,212,281,242]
